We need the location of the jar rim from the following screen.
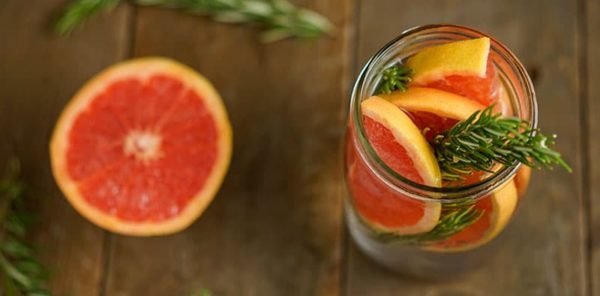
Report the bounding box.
[350,24,537,203]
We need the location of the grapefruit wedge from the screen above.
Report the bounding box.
[406,37,499,105]
[407,37,490,84]
[429,181,518,252]
[349,97,441,234]
[381,86,485,142]
[50,58,232,236]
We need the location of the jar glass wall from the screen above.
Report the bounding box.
[343,25,536,277]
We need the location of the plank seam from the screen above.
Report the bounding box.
[98,233,114,296]
[126,3,138,59]
[576,0,592,295]
[98,4,138,296]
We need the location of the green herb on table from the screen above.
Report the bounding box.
[374,64,412,95]
[0,160,51,296]
[433,105,572,181]
[55,0,333,42]
[55,0,120,35]
[190,289,212,296]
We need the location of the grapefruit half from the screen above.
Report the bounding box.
[349,96,442,234]
[50,57,232,236]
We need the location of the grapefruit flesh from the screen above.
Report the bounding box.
[439,198,493,247]
[362,116,424,183]
[382,87,485,144]
[349,158,438,232]
[51,58,232,236]
[422,59,500,106]
[347,97,441,234]
[407,37,491,84]
[406,37,500,105]
[429,180,518,252]
[406,111,458,142]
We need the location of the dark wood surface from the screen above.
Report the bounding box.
[0,0,595,295]
[587,0,599,294]
[0,1,131,294]
[103,2,351,295]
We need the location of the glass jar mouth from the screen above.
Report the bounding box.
[350,24,537,203]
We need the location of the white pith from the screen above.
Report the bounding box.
[124,130,163,162]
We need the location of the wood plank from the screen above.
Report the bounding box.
[586,0,600,294]
[102,2,352,295]
[0,1,130,294]
[347,0,587,295]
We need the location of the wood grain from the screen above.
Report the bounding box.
[101,1,352,295]
[586,0,600,294]
[0,1,130,294]
[347,0,587,295]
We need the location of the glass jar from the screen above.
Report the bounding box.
[343,24,536,277]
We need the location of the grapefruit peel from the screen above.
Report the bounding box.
[381,86,486,120]
[407,37,491,85]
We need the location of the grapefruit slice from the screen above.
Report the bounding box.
[407,37,490,84]
[381,86,485,141]
[406,37,499,105]
[50,57,232,236]
[361,97,441,186]
[349,97,441,234]
[428,180,518,252]
[423,60,499,106]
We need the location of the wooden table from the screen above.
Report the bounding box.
[0,0,597,295]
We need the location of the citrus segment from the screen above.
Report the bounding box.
[381,87,485,141]
[51,57,232,236]
[348,158,441,234]
[428,180,518,252]
[349,97,442,234]
[406,37,500,105]
[423,59,499,105]
[361,96,441,186]
[407,37,490,84]
[407,111,458,142]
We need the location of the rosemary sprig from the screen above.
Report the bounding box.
[375,204,482,244]
[375,64,412,95]
[434,105,572,181]
[417,204,482,241]
[0,160,51,296]
[55,0,121,35]
[55,0,333,42]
